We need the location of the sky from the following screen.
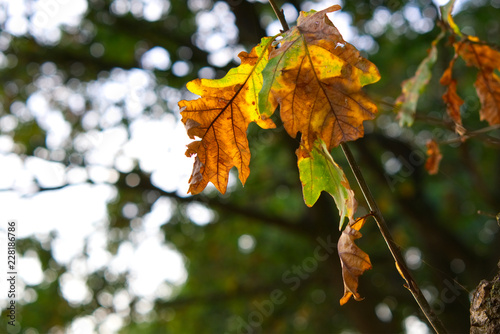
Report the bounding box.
[0,0,476,332]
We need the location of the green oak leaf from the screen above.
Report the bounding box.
[297,139,357,230]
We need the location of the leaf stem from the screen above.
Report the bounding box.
[340,142,448,334]
[268,0,289,32]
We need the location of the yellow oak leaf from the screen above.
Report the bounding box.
[179,37,276,194]
[455,37,500,126]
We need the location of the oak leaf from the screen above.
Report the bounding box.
[259,5,380,151]
[474,70,500,126]
[396,34,442,127]
[297,139,356,229]
[338,216,372,305]
[178,37,276,194]
[425,139,442,175]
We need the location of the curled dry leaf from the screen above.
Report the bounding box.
[178,37,276,194]
[259,5,380,150]
[440,59,464,131]
[425,139,442,175]
[475,70,500,126]
[439,4,500,130]
[338,216,372,305]
[455,37,500,126]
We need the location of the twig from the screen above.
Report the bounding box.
[413,114,500,147]
[477,210,500,226]
[268,0,289,32]
[477,210,498,218]
[341,142,448,334]
[438,124,500,146]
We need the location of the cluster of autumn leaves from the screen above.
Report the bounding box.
[178,2,500,305]
[179,5,376,304]
[179,5,379,196]
[397,0,500,174]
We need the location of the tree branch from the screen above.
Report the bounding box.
[268,0,289,32]
[341,142,448,334]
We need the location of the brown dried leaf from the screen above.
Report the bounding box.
[455,37,500,126]
[425,139,442,175]
[475,70,500,126]
[440,61,464,128]
[456,37,500,70]
[338,216,372,305]
[178,37,275,194]
[442,79,464,126]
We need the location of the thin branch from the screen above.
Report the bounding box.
[268,0,289,31]
[414,114,500,147]
[438,124,500,146]
[414,114,456,131]
[340,142,448,334]
[477,210,500,223]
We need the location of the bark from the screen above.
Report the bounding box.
[470,261,500,333]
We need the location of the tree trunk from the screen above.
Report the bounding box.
[470,261,500,333]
